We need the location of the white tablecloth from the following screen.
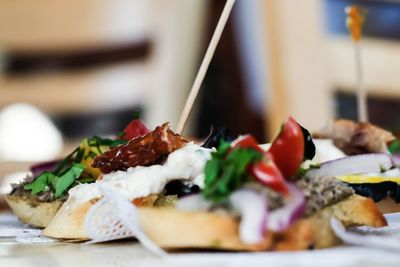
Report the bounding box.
[1,213,400,267]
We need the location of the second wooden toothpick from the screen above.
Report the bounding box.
[346,6,368,122]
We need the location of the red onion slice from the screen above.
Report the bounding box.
[392,154,400,167]
[331,217,400,251]
[307,153,393,179]
[175,194,213,211]
[30,160,59,177]
[267,182,305,232]
[229,189,268,244]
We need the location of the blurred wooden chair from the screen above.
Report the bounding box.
[261,0,330,135]
[261,0,400,134]
[0,0,208,137]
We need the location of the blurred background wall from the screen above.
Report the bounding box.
[0,0,207,137]
[1,0,400,178]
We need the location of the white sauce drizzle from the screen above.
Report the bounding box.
[68,143,212,203]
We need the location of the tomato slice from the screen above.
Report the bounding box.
[121,119,150,141]
[268,117,304,179]
[249,158,288,195]
[231,135,264,153]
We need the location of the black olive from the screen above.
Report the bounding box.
[201,126,237,149]
[163,180,200,197]
[298,124,316,161]
[349,182,394,202]
[390,184,400,203]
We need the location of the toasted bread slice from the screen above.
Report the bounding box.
[5,195,63,228]
[43,195,386,251]
[138,208,273,251]
[42,195,98,239]
[375,198,400,214]
[272,194,386,250]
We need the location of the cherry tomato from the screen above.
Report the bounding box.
[121,119,150,141]
[231,135,264,153]
[268,117,304,179]
[249,158,288,195]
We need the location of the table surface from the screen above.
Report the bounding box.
[2,239,400,267]
[1,212,400,267]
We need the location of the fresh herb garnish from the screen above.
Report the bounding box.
[296,163,320,178]
[296,167,308,178]
[75,147,85,163]
[53,147,79,176]
[76,176,97,184]
[389,139,400,154]
[203,140,263,202]
[85,151,98,160]
[132,111,141,120]
[87,136,127,148]
[53,163,86,198]
[117,131,126,139]
[24,172,56,196]
[24,163,85,197]
[24,135,125,198]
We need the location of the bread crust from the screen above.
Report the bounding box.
[5,195,63,228]
[42,195,98,239]
[376,198,400,214]
[138,208,273,251]
[272,195,386,251]
[42,194,386,251]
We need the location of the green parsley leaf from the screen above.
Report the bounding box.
[203,142,263,202]
[88,136,127,148]
[83,149,98,161]
[204,158,219,185]
[53,147,79,176]
[132,111,141,120]
[24,163,86,198]
[74,147,85,164]
[24,134,123,198]
[24,134,124,198]
[24,172,56,196]
[54,163,86,198]
[296,167,307,178]
[296,163,320,178]
[117,131,126,138]
[216,140,231,156]
[76,176,97,184]
[389,139,400,154]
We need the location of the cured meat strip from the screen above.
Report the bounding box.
[92,123,187,173]
[313,119,395,155]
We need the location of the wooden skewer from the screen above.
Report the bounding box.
[177,0,236,134]
[346,6,368,122]
[354,41,368,122]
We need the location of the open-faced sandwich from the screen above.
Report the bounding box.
[5,116,150,227]
[42,121,213,239]
[39,117,386,251]
[314,119,400,213]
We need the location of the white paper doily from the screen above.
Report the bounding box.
[0,213,57,244]
[83,184,167,257]
[332,216,400,251]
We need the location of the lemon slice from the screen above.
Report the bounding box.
[337,175,400,184]
[79,139,109,178]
